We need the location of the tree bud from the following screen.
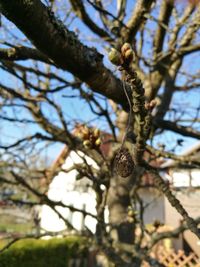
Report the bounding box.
[95,138,101,146]
[128,210,135,217]
[121,42,132,55]
[124,49,134,61]
[82,127,90,139]
[93,128,100,138]
[108,48,122,66]
[83,140,92,148]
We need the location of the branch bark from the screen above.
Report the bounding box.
[153,0,174,57]
[122,0,155,43]
[0,46,50,62]
[154,119,200,139]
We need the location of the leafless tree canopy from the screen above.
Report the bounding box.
[0,1,200,266]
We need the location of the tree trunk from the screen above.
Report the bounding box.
[108,175,134,243]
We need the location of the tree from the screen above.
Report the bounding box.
[0,0,200,266]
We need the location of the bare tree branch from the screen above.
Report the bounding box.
[0,0,128,108]
[69,0,112,41]
[154,119,200,139]
[0,45,50,63]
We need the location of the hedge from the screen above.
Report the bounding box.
[0,236,88,267]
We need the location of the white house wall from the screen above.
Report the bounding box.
[40,150,200,240]
[165,169,200,188]
[164,190,200,255]
[164,190,200,227]
[40,150,166,233]
[40,150,98,233]
[138,188,165,224]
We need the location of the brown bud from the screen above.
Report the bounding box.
[145,99,157,111]
[93,128,100,138]
[153,220,163,228]
[82,126,90,136]
[121,43,135,63]
[83,140,92,148]
[121,43,132,55]
[124,49,134,62]
[149,99,157,109]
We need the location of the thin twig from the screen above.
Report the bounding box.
[121,80,133,148]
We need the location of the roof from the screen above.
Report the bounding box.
[47,145,162,188]
[45,125,165,187]
[161,141,200,169]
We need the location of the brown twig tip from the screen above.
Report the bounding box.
[75,124,101,149]
[121,43,135,64]
[145,99,157,111]
[108,43,135,66]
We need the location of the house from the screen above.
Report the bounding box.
[39,139,200,256]
[160,142,200,256]
[40,147,99,233]
[136,142,200,256]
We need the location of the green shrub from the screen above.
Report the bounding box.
[0,236,88,267]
